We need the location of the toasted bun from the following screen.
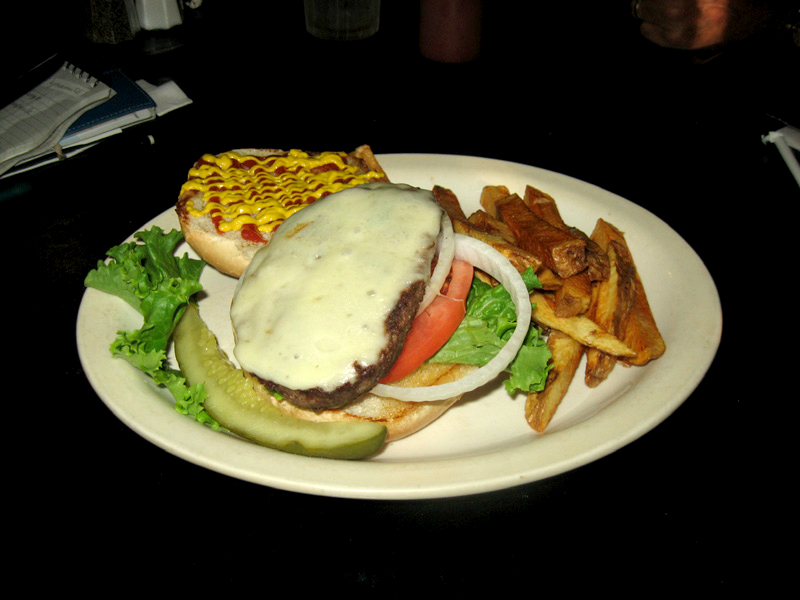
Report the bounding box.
[176,145,388,278]
[266,362,478,442]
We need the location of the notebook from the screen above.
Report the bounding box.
[59,68,157,148]
[0,61,114,176]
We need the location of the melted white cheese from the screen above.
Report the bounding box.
[230,182,444,392]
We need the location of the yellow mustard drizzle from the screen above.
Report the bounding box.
[180,149,384,236]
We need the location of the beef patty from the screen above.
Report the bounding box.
[256,279,426,411]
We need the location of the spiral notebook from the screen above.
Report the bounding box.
[0,61,114,176]
[59,68,157,148]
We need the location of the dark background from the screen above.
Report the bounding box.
[8,0,797,592]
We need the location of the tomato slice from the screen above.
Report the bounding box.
[379,259,474,384]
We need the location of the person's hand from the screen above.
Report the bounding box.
[631,0,775,50]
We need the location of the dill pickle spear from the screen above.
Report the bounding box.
[173,304,387,459]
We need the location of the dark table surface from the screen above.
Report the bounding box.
[10,1,797,592]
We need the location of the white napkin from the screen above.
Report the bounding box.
[136,79,193,117]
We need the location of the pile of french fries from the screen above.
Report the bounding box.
[432,183,666,432]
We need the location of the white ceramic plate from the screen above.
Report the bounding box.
[76,154,721,499]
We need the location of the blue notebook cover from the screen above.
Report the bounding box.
[65,68,156,135]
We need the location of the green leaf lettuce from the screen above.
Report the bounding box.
[85,226,219,428]
[429,267,553,395]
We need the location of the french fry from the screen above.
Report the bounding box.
[523,185,609,283]
[584,237,637,387]
[467,210,563,291]
[561,223,610,282]
[451,218,548,280]
[533,268,563,292]
[432,183,663,433]
[525,331,584,432]
[530,291,636,358]
[468,209,516,243]
[590,219,665,366]
[429,185,560,290]
[619,275,666,366]
[520,185,594,317]
[523,185,566,227]
[553,273,593,318]
[433,185,469,222]
[495,195,588,278]
[479,185,511,218]
[578,231,611,282]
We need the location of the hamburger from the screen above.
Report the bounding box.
[227,181,538,442]
[84,153,549,459]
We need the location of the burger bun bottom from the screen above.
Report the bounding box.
[267,362,478,442]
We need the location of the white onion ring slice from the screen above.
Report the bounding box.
[371,234,532,402]
[417,213,455,315]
